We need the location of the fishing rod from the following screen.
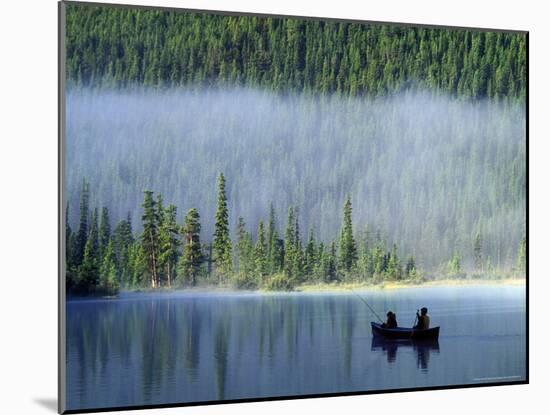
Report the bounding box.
[348,288,384,323]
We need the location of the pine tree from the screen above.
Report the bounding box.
[65,203,76,289]
[98,207,111,260]
[386,243,401,280]
[75,178,90,266]
[314,242,326,281]
[141,190,160,288]
[292,209,304,281]
[304,228,317,277]
[283,206,296,277]
[80,238,98,292]
[373,244,385,276]
[99,240,119,295]
[339,195,358,272]
[213,173,232,281]
[178,208,203,286]
[128,242,147,287]
[327,241,337,282]
[473,230,483,272]
[112,214,134,287]
[155,194,165,283]
[235,217,254,276]
[79,208,99,291]
[448,252,461,275]
[65,203,72,261]
[158,204,180,288]
[254,221,268,280]
[405,255,417,278]
[266,203,280,273]
[517,235,526,275]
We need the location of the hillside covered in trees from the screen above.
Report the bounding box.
[64,4,526,295]
[66,174,527,296]
[66,89,525,273]
[65,4,526,100]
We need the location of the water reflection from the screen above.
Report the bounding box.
[371,337,440,371]
[66,287,526,411]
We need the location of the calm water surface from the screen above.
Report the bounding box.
[66,285,526,411]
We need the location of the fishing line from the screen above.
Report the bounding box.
[348,288,384,323]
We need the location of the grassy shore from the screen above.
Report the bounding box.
[295,277,526,292]
[119,276,525,296]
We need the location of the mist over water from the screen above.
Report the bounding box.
[66,87,525,270]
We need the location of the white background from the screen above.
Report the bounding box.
[0,0,545,413]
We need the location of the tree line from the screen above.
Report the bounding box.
[66,174,526,296]
[65,4,526,100]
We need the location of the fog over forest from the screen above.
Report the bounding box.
[66,87,525,271]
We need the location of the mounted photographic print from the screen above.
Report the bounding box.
[58,1,528,413]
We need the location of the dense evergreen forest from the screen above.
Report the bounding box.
[65,4,526,100]
[64,4,527,294]
[66,174,526,296]
[66,89,525,272]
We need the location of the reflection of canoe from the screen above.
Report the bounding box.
[371,322,440,340]
[371,336,440,351]
[371,336,439,368]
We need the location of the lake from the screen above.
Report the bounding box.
[66,285,526,411]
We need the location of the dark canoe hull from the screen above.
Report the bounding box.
[371,322,440,340]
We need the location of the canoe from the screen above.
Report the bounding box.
[371,322,440,340]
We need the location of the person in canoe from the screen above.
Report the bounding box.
[414,307,430,330]
[382,311,398,329]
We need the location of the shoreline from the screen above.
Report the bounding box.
[108,277,525,297]
[67,277,526,300]
[295,278,525,293]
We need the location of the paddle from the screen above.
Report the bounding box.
[412,311,418,329]
[348,288,384,324]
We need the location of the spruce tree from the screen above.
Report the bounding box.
[112,215,134,287]
[473,230,483,271]
[128,242,147,287]
[266,203,279,273]
[65,203,72,261]
[213,173,232,281]
[327,241,337,282]
[98,207,111,260]
[448,252,461,275]
[141,190,159,288]
[386,243,401,280]
[315,242,326,280]
[283,206,296,277]
[373,244,385,277]
[405,255,417,278]
[99,240,119,295]
[79,208,99,291]
[517,236,526,275]
[179,208,203,286]
[254,221,268,281]
[339,195,358,272]
[304,228,317,277]
[155,194,165,283]
[292,209,304,281]
[75,178,90,266]
[235,217,254,277]
[80,238,97,293]
[65,203,76,289]
[159,204,180,288]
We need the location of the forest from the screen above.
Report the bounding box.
[66,89,525,272]
[65,4,526,100]
[66,174,526,296]
[64,4,527,295]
